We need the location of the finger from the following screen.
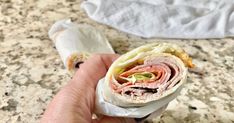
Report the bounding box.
[93,54,120,71]
[98,116,136,123]
[72,54,119,88]
[65,54,119,113]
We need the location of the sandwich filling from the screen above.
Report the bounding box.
[110,54,187,100]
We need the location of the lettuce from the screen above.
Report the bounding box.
[124,72,155,84]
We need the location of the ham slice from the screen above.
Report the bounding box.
[110,55,184,100]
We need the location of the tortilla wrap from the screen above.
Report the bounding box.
[49,19,114,73]
[103,43,194,107]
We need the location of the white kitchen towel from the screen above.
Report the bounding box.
[81,0,234,39]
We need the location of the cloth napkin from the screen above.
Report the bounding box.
[81,0,234,39]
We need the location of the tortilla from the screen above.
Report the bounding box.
[49,19,114,73]
[103,43,194,107]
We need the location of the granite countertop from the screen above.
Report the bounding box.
[0,0,234,123]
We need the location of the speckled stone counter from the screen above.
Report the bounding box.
[0,0,234,123]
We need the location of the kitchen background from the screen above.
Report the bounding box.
[0,0,233,123]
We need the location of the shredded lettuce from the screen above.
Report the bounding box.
[123,72,155,84]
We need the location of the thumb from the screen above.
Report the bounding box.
[98,116,136,123]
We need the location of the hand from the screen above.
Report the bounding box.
[41,54,136,123]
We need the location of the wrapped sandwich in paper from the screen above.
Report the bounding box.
[48,19,114,73]
[95,43,194,119]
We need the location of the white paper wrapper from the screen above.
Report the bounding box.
[48,19,115,73]
[95,78,184,119]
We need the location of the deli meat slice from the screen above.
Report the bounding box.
[110,55,184,100]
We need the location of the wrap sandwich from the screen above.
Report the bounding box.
[101,43,194,107]
[49,19,114,73]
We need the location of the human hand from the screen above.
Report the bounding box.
[41,54,136,123]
